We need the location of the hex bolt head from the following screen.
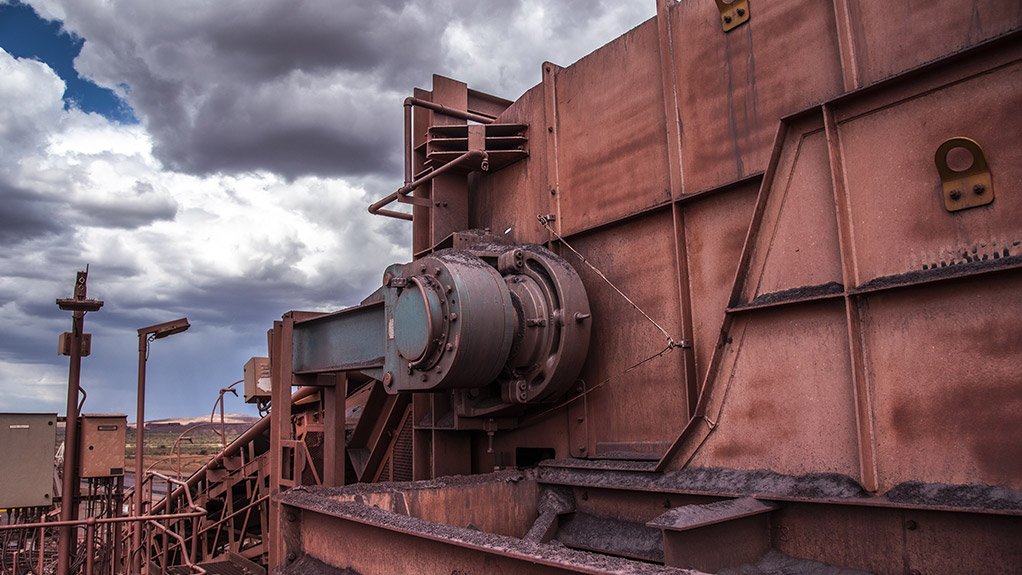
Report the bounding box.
[949,189,962,200]
[905,519,918,531]
[446,343,454,352]
[723,15,733,23]
[973,184,986,195]
[736,8,745,16]
[286,552,296,562]
[421,373,429,382]
[449,312,458,321]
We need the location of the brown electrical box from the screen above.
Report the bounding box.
[79,414,127,478]
[244,357,272,403]
[0,413,57,508]
[57,332,92,356]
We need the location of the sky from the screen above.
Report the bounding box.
[0,0,655,419]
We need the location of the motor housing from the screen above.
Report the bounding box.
[382,244,591,418]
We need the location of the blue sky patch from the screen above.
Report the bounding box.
[0,1,137,123]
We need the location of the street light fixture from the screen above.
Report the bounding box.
[132,317,189,574]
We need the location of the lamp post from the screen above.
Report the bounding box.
[132,317,189,575]
[55,270,103,575]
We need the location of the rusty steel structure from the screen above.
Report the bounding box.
[2,1,1021,574]
[260,0,1022,572]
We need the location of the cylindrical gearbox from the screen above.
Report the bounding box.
[382,244,591,415]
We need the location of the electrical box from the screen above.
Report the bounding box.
[79,414,127,478]
[244,357,272,403]
[57,332,92,356]
[0,413,56,508]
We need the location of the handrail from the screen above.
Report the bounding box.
[148,519,206,574]
[196,494,269,537]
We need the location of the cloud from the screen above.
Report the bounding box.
[26,0,653,179]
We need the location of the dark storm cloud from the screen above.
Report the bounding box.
[204,1,437,80]
[0,183,65,244]
[159,89,400,179]
[74,182,179,229]
[44,0,439,179]
[38,0,654,181]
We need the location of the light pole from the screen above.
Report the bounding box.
[132,318,189,575]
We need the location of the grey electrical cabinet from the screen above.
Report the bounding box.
[0,413,57,508]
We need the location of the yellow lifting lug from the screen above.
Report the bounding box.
[935,137,994,213]
[715,0,750,32]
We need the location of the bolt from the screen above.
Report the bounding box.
[383,372,393,387]
[421,373,429,382]
[973,184,986,195]
[433,267,442,276]
[723,15,733,23]
[286,512,296,522]
[383,272,393,287]
[286,552,296,562]
[436,367,442,374]
[736,8,745,16]
[579,446,587,452]
[408,362,414,374]
[518,380,528,390]
[519,391,528,401]
[905,519,918,531]
[446,343,454,352]
[576,416,584,423]
[550,188,557,196]
[949,189,962,200]
[449,312,458,321]
[446,284,453,293]
[548,126,554,133]
[574,312,591,322]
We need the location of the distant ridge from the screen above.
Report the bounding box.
[128,414,260,427]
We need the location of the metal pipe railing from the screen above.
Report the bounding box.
[368,150,488,220]
[369,96,496,221]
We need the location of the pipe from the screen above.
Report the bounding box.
[132,332,148,575]
[57,309,85,575]
[368,150,488,220]
[0,511,206,532]
[369,97,496,221]
[404,97,496,125]
[404,103,412,185]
